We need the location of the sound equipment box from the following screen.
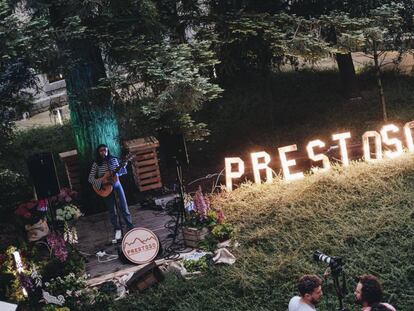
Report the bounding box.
[27,152,60,199]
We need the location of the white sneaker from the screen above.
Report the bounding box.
[115,230,122,241]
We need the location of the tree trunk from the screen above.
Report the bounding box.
[373,45,387,121]
[336,53,360,99]
[64,43,121,162]
[49,5,121,164]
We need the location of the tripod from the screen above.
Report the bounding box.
[329,266,349,311]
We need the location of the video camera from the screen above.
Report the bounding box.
[313,250,343,275]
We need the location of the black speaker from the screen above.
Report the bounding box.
[27,152,60,199]
[158,132,189,168]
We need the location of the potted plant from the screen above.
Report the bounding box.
[51,188,82,244]
[211,223,234,242]
[182,187,226,248]
[182,187,210,247]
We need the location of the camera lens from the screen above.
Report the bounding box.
[313,250,334,265]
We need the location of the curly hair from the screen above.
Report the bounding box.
[298,275,322,296]
[359,274,383,305]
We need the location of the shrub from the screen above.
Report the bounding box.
[0,169,32,222]
[7,122,76,189]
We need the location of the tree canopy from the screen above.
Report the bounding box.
[2,0,414,161]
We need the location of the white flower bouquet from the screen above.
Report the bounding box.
[56,204,82,222]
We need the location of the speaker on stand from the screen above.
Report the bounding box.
[158,132,189,169]
[27,152,61,228]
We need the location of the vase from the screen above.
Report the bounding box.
[182,227,209,248]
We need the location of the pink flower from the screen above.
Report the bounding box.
[47,233,68,262]
[216,209,225,224]
[193,187,209,220]
[37,199,48,212]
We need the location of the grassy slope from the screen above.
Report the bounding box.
[101,155,414,311]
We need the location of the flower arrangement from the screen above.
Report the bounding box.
[47,233,68,263]
[182,186,234,250]
[50,188,79,205]
[184,186,225,229]
[15,199,48,225]
[15,188,80,226]
[0,243,92,310]
[42,273,100,310]
[56,204,82,222]
[50,188,82,242]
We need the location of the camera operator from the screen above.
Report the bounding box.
[354,275,396,311]
[288,274,323,311]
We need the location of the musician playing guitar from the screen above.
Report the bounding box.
[88,144,134,241]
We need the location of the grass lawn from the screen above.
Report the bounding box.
[90,154,414,311]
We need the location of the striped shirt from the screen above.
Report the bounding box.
[88,157,127,190]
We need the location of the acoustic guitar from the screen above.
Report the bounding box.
[93,154,135,197]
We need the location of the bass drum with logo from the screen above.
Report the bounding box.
[117,228,163,265]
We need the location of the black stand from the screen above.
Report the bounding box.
[173,160,186,238]
[46,197,57,232]
[331,267,349,311]
[113,189,124,242]
[164,160,188,258]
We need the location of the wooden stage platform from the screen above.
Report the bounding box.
[75,204,174,284]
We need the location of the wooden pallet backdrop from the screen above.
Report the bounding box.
[125,137,162,192]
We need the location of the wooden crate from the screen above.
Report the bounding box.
[126,262,164,292]
[59,149,81,191]
[125,137,162,192]
[182,227,209,248]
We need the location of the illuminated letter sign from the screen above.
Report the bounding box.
[306,139,330,172]
[404,121,414,153]
[225,157,245,191]
[380,124,403,159]
[362,131,382,162]
[224,120,414,191]
[251,151,273,184]
[332,132,351,166]
[278,144,304,181]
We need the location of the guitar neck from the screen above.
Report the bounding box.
[113,163,125,175]
[109,156,132,175]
